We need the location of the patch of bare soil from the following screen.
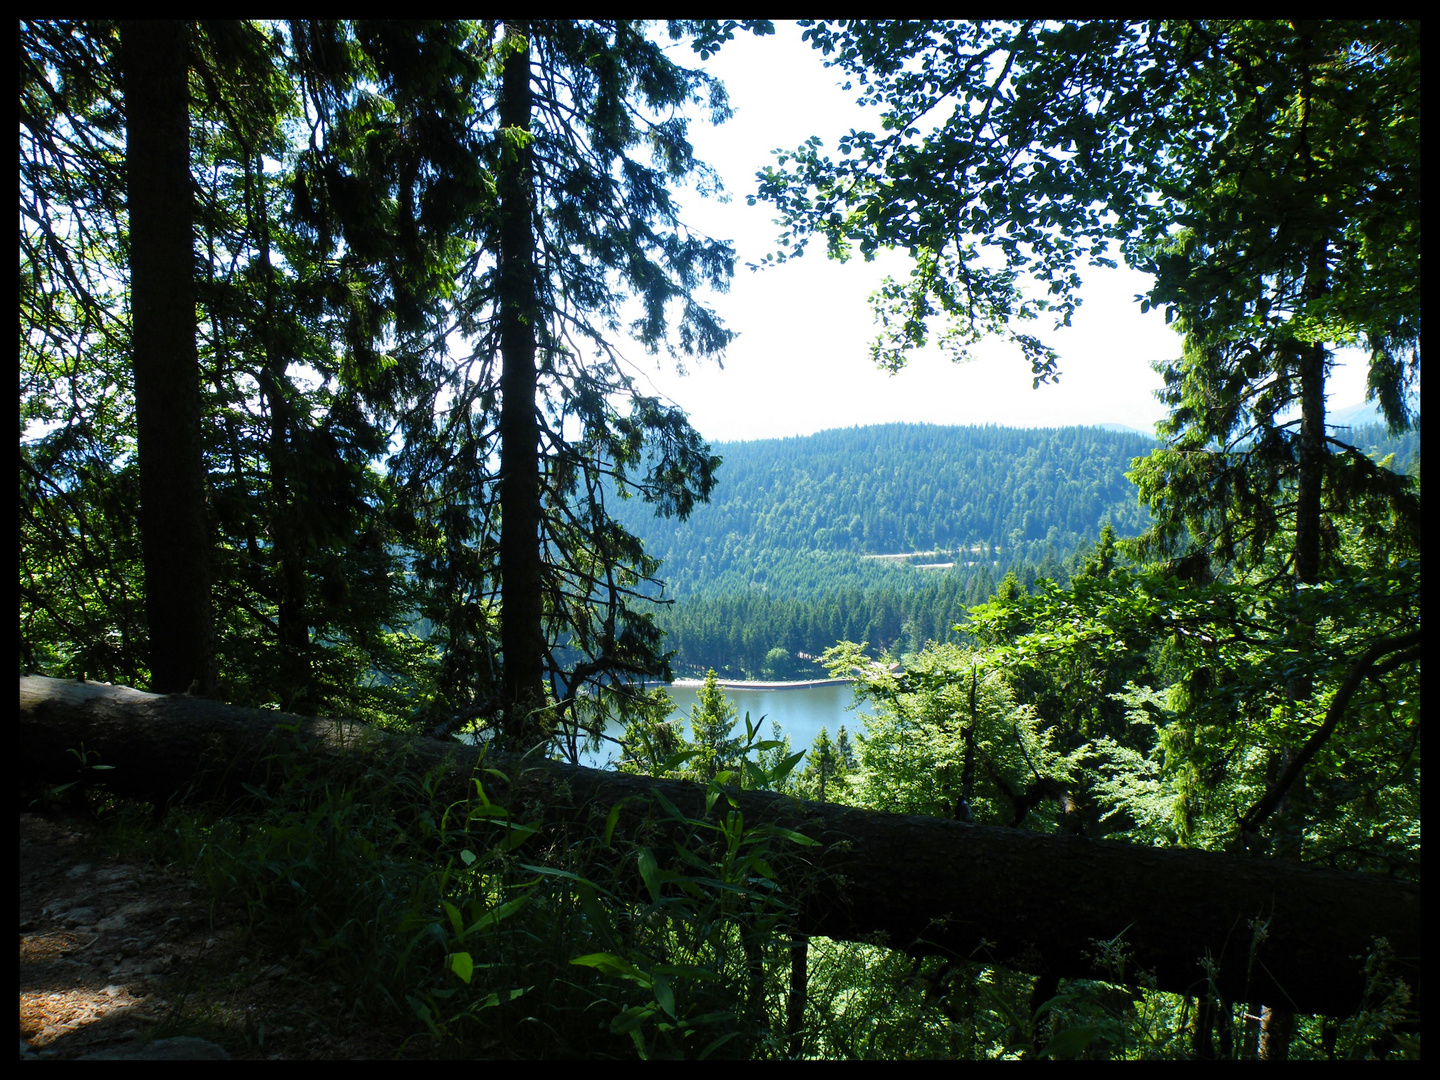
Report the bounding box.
[18,811,429,1060]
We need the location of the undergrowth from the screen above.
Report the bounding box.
[69,723,819,1059]
[59,729,1417,1061]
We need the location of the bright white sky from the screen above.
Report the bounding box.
[612,21,1372,444]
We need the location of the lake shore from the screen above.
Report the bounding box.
[665,677,853,691]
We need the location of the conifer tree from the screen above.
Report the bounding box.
[689,668,742,781]
[122,21,214,694]
[798,726,843,803]
[23,21,144,683]
[760,20,1420,562]
[441,21,771,751]
[834,724,856,775]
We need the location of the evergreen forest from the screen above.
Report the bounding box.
[20,19,1420,1061]
[615,422,1150,674]
[613,420,1417,677]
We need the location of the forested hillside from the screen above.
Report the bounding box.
[615,421,1416,676]
[609,422,1155,673]
[1346,420,1421,476]
[613,423,1154,594]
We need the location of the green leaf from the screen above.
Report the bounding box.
[466,804,511,820]
[407,993,434,1028]
[772,749,809,782]
[651,970,677,1018]
[651,788,690,823]
[637,846,662,904]
[259,824,308,842]
[442,900,463,938]
[577,883,618,947]
[491,821,539,853]
[660,748,703,773]
[604,800,626,847]
[462,894,530,937]
[699,1030,744,1059]
[571,952,651,986]
[518,864,604,890]
[742,759,767,788]
[612,1003,657,1039]
[448,950,474,984]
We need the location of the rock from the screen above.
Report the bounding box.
[62,907,99,927]
[78,1036,231,1060]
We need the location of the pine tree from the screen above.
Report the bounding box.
[121,21,214,695]
[798,726,838,803]
[23,21,145,684]
[1124,22,1421,581]
[689,669,742,781]
[433,21,771,751]
[834,724,857,775]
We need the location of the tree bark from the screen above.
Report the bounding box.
[1293,246,1328,591]
[19,675,1418,1020]
[121,21,213,696]
[496,22,547,749]
[1258,1004,1296,1062]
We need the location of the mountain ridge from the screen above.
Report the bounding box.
[613,416,1416,676]
[612,421,1157,602]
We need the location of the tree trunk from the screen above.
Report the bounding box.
[18,675,1419,1021]
[121,21,213,696]
[496,21,547,748]
[1292,235,1329,591]
[1264,223,1332,1054]
[1258,1004,1295,1062]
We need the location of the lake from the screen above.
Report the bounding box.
[579,678,876,770]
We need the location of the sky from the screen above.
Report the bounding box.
[608,22,1374,445]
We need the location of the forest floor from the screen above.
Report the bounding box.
[18,810,430,1060]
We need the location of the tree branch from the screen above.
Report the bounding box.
[1239,630,1421,834]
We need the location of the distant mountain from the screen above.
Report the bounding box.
[1328,395,1421,431]
[611,422,1157,600]
[1094,402,1420,437]
[612,419,1418,677]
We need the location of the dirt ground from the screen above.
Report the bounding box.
[18,810,426,1060]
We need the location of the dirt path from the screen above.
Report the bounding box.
[18,812,421,1060]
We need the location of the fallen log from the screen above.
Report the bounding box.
[19,675,1418,1018]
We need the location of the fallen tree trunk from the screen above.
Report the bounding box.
[20,676,1418,1018]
